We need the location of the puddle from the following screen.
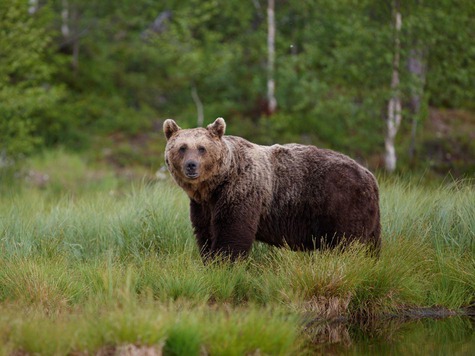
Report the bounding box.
[306,315,475,354]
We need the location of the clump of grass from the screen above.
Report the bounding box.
[0,256,87,308]
[380,178,475,253]
[0,180,192,260]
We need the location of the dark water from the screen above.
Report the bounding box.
[308,316,475,355]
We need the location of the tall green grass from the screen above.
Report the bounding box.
[381,178,475,253]
[0,164,474,353]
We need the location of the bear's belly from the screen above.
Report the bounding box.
[255,212,322,250]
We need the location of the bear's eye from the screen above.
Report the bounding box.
[198,146,206,154]
[178,145,187,154]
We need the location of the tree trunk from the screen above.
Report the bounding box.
[71,5,79,75]
[191,86,204,127]
[385,3,402,173]
[407,47,426,161]
[28,0,38,14]
[267,0,277,115]
[61,0,70,38]
[0,150,7,169]
[60,0,79,75]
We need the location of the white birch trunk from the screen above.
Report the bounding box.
[267,0,277,114]
[385,8,402,173]
[191,86,204,127]
[28,0,38,14]
[61,0,70,38]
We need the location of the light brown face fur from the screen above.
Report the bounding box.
[163,118,227,187]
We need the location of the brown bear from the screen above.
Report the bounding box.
[164,117,381,261]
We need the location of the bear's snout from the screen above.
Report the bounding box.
[184,160,200,179]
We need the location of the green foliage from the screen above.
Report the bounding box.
[0,0,63,161]
[420,1,475,109]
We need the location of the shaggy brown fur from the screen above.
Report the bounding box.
[164,118,381,261]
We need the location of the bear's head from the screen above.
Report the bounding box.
[163,118,227,185]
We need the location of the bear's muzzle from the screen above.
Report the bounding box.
[184,160,200,179]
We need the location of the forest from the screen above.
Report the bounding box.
[1,0,474,177]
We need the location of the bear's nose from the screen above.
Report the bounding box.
[186,161,197,171]
[184,160,199,178]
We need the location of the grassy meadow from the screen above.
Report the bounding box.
[0,151,474,354]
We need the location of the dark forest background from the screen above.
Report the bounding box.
[1,0,474,178]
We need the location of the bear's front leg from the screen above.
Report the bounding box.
[209,202,260,262]
[190,200,213,261]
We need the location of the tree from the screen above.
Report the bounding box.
[385,1,402,172]
[267,0,277,115]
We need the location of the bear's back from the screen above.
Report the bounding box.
[237,141,380,250]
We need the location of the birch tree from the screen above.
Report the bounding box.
[191,86,204,127]
[407,47,426,161]
[384,1,402,172]
[61,0,70,38]
[267,0,277,114]
[28,0,38,14]
[58,0,82,74]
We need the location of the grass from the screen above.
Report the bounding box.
[0,302,301,355]
[0,153,474,354]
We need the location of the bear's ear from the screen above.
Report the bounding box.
[163,119,181,140]
[207,117,226,138]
